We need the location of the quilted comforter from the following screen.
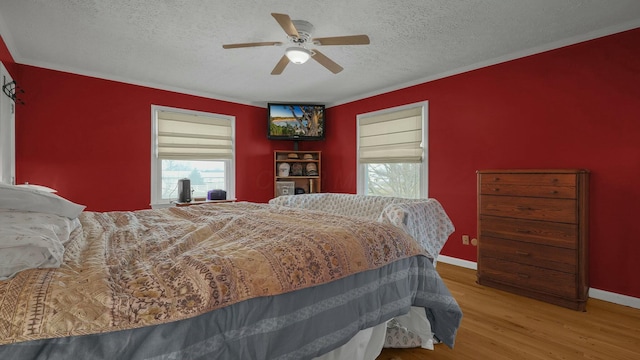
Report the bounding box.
[0,202,428,346]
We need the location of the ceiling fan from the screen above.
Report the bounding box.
[222,13,370,75]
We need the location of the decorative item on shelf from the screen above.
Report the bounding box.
[278,162,291,177]
[287,153,299,159]
[303,153,314,160]
[308,179,315,193]
[295,187,305,195]
[276,181,295,197]
[2,79,25,105]
[305,163,318,176]
[291,163,304,176]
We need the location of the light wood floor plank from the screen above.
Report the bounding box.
[376,262,640,360]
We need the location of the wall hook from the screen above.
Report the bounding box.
[2,78,25,105]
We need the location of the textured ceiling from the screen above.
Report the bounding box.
[0,1,639,107]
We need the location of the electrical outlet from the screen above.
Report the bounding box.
[462,235,470,245]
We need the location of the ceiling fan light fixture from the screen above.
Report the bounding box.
[285,47,311,64]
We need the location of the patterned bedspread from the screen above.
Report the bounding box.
[0,202,427,345]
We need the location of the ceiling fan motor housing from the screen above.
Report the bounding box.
[290,20,314,44]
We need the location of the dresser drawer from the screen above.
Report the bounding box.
[479,236,576,273]
[479,195,577,223]
[479,215,577,249]
[479,183,576,199]
[479,173,576,187]
[478,257,577,299]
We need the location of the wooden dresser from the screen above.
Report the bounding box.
[477,169,589,311]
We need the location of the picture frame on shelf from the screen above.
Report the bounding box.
[276,181,295,197]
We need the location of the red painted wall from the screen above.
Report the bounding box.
[322,28,640,298]
[14,66,277,210]
[4,27,640,298]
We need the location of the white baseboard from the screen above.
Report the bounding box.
[437,256,640,310]
[438,255,477,270]
[588,288,640,309]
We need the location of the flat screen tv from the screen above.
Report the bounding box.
[267,103,325,141]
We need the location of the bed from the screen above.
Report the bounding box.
[0,185,462,360]
[269,193,458,351]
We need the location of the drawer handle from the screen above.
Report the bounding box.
[551,190,558,194]
[516,206,534,211]
[516,229,531,234]
[515,250,530,256]
[493,188,500,192]
[517,273,530,279]
[493,177,500,181]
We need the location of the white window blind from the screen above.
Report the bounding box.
[157,111,233,160]
[359,106,423,163]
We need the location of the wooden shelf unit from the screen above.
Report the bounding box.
[274,150,321,197]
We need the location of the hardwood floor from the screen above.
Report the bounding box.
[376,262,640,360]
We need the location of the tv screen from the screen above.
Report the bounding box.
[267,103,325,140]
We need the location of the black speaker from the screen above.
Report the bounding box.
[178,178,191,203]
[207,189,227,200]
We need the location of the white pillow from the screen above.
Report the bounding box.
[0,183,86,219]
[15,183,58,192]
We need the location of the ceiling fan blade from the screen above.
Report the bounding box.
[313,35,370,46]
[311,50,343,74]
[222,41,282,49]
[271,55,290,75]
[271,13,299,38]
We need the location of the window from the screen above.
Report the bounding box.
[357,102,427,198]
[151,106,235,207]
